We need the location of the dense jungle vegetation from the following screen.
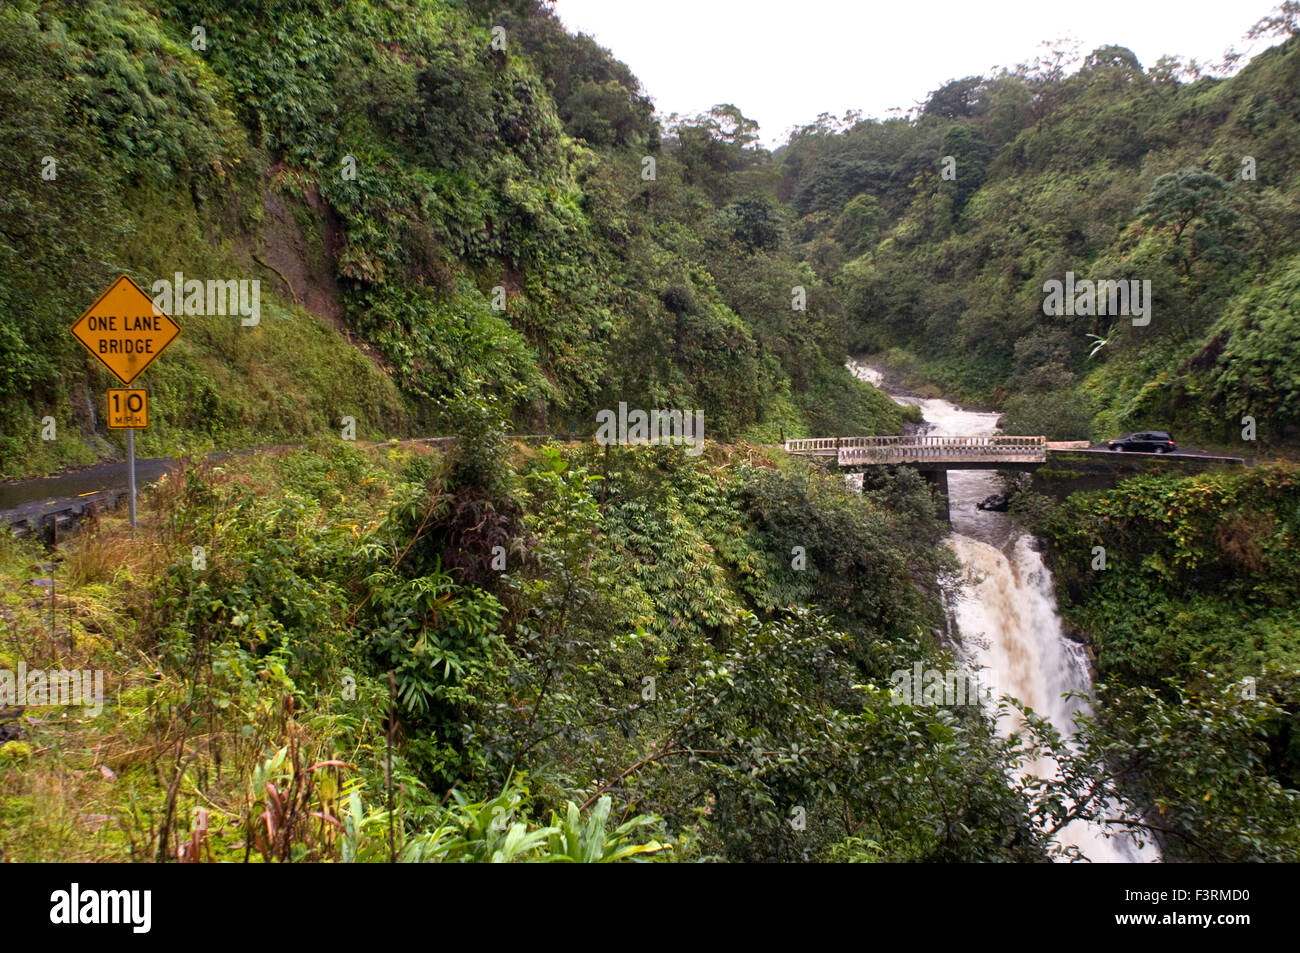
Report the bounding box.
[1,0,1297,861]
[1034,465,1300,858]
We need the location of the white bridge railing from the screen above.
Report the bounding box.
[784,435,1047,467]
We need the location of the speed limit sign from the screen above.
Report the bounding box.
[106,388,149,429]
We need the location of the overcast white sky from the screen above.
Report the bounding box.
[553,0,1277,145]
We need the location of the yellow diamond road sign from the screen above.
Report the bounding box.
[71,274,180,385]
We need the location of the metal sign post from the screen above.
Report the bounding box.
[126,427,137,529]
[106,387,148,529]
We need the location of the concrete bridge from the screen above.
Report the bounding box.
[784,435,1048,470]
[784,435,1047,521]
[784,435,1249,521]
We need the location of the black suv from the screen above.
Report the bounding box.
[1107,431,1177,453]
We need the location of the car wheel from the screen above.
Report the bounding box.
[1155,447,1167,454]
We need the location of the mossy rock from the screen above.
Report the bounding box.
[0,741,33,766]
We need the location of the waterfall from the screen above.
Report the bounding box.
[849,360,1157,862]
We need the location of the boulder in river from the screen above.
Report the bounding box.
[977,493,1011,512]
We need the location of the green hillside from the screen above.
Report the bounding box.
[780,31,1300,451]
[0,0,899,479]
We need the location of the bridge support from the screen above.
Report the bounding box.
[919,469,950,523]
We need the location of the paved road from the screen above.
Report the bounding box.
[0,456,179,534]
[1070,444,1251,464]
[0,457,177,510]
[0,434,552,534]
[2,433,1249,536]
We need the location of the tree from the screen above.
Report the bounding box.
[1064,681,1300,862]
[1083,45,1143,74]
[833,193,881,254]
[564,79,651,147]
[719,196,784,252]
[923,76,989,120]
[938,124,992,213]
[998,389,1093,440]
[1248,2,1300,40]
[1135,169,1241,275]
[666,104,766,197]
